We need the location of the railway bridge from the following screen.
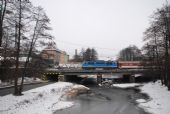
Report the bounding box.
[44,68,148,84]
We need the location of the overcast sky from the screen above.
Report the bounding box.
[32,0,166,60]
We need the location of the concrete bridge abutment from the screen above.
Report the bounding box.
[97,73,102,85]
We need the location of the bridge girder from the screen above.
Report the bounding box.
[45,69,146,75]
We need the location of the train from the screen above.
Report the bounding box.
[81,60,143,70]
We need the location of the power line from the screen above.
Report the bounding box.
[55,39,119,51]
[54,39,120,59]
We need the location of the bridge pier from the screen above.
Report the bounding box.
[58,75,65,82]
[44,73,59,81]
[129,75,135,83]
[97,74,102,85]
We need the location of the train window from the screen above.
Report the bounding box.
[88,62,94,64]
[96,61,105,64]
[112,62,116,65]
[107,62,113,65]
[107,61,117,65]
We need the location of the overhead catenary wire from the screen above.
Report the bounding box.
[55,39,119,51]
[53,39,120,59]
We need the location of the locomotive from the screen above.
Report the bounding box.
[82,60,117,70]
[81,60,143,70]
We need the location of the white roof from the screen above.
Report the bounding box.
[0,56,31,62]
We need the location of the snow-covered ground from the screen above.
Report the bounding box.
[114,81,170,114]
[137,81,170,114]
[113,83,141,88]
[1,80,170,114]
[0,77,45,88]
[0,82,75,114]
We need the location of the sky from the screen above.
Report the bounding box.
[32,0,167,60]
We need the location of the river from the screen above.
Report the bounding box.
[54,86,150,114]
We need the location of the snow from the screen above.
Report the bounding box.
[113,83,141,88]
[136,99,147,103]
[0,82,74,114]
[64,85,90,99]
[0,56,2,60]
[17,77,43,83]
[58,63,81,68]
[133,73,143,77]
[0,77,45,88]
[72,84,90,90]
[2,79,170,114]
[19,57,32,62]
[113,81,170,114]
[137,80,170,114]
[0,56,31,62]
[102,74,122,79]
[0,82,11,87]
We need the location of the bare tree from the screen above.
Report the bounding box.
[0,0,7,47]
[19,6,53,94]
[118,45,142,61]
[0,0,53,95]
[142,3,170,89]
[5,0,34,95]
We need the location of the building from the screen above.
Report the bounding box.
[60,51,69,64]
[41,43,69,66]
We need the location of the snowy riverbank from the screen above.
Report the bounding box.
[113,81,170,114]
[1,81,170,114]
[137,81,170,114]
[0,82,78,114]
[113,83,141,88]
[0,77,46,89]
